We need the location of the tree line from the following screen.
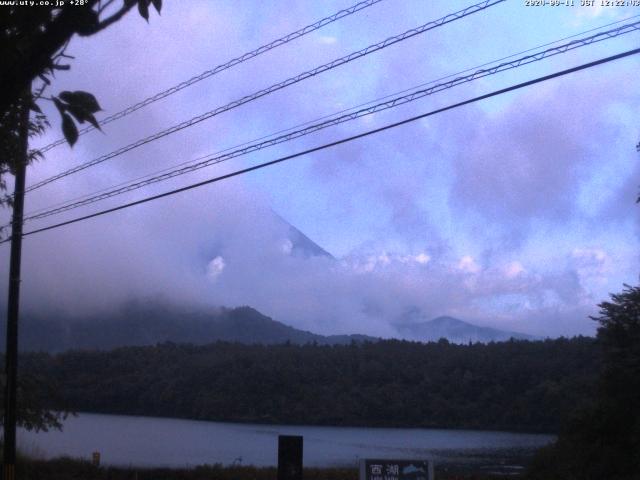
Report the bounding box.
[18,336,598,433]
[528,284,640,479]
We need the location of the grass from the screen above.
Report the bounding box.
[14,457,510,480]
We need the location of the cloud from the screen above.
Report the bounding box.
[414,252,431,265]
[504,261,525,279]
[571,3,625,24]
[458,255,480,274]
[206,256,226,280]
[451,87,586,226]
[318,36,338,45]
[1,179,602,339]
[1,1,637,343]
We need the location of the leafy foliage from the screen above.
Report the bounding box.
[527,284,640,480]
[0,363,70,432]
[19,337,598,433]
[0,0,163,432]
[0,0,161,204]
[53,90,102,146]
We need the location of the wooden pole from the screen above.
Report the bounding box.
[3,94,29,480]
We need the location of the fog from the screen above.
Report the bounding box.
[1,0,639,339]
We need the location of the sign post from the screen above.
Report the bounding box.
[278,435,303,480]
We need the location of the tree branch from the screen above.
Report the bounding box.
[86,1,136,34]
[97,0,117,15]
[0,0,101,115]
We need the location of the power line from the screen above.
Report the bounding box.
[21,18,640,223]
[37,0,386,154]
[28,0,503,192]
[42,7,636,162]
[22,13,640,219]
[24,0,505,194]
[4,46,638,245]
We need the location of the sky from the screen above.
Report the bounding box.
[1,0,639,338]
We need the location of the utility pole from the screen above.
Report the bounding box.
[3,94,29,480]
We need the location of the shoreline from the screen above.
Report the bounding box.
[59,410,560,436]
[18,412,553,471]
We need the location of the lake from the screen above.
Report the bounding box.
[18,413,554,470]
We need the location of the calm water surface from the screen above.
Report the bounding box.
[18,413,554,468]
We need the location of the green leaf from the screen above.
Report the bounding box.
[52,97,65,114]
[138,0,149,21]
[85,113,101,131]
[74,9,100,36]
[65,103,89,124]
[59,91,102,113]
[58,91,73,103]
[151,0,162,13]
[29,100,42,114]
[61,113,78,147]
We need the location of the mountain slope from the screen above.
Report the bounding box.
[396,316,538,344]
[13,304,376,352]
[10,308,540,352]
[286,223,334,259]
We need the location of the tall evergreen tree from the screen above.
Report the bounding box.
[529,284,640,480]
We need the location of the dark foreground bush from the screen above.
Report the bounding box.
[17,458,354,480]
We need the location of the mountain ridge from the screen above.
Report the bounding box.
[396,315,538,344]
[11,304,378,352]
[7,304,539,352]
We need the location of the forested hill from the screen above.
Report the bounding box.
[11,303,536,351]
[12,305,376,352]
[23,337,598,433]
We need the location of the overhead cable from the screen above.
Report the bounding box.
[22,18,640,222]
[24,0,505,194]
[23,13,640,219]
[37,0,386,154]
[3,46,638,244]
